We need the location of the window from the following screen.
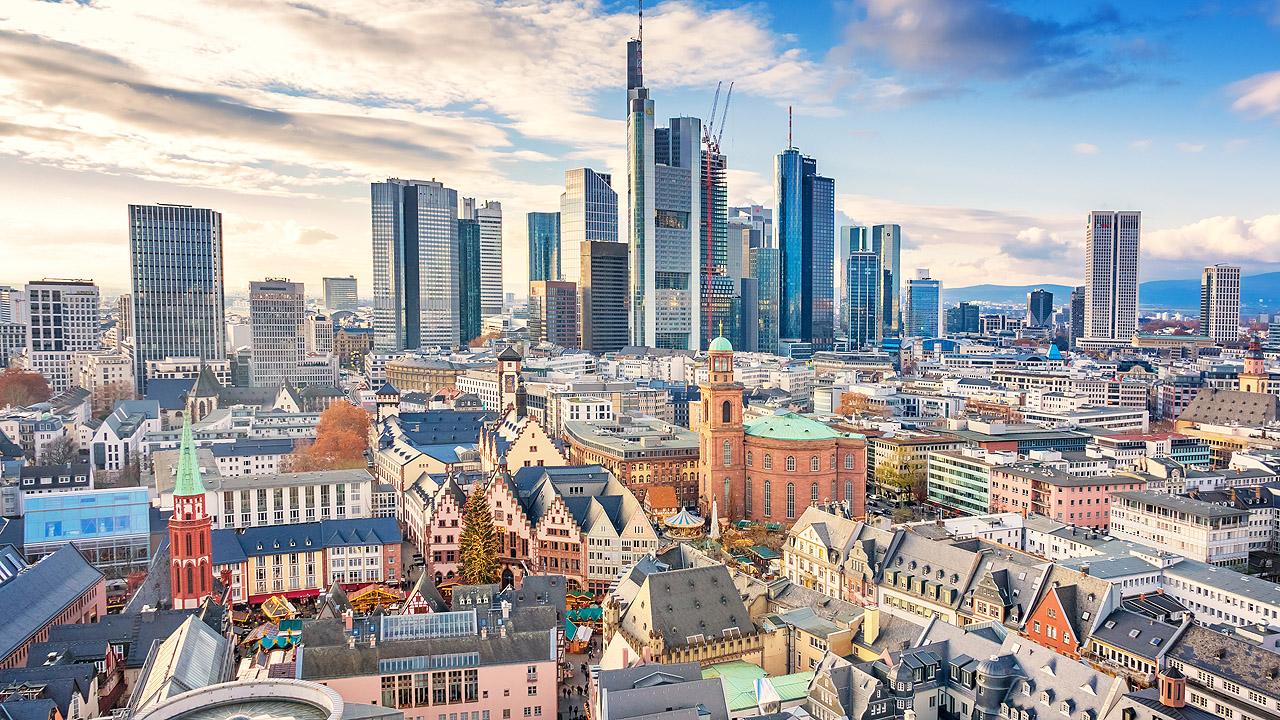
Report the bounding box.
[786,483,795,519]
[763,455,773,470]
[845,454,854,470]
[745,478,753,515]
[786,456,796,472]
[722,440,732,466]
[721,400,732,423]
[810,456,820,472]
[764,480,772,517]
[811,483,819,504]
[845,480,853,501]
[746,451,753,467]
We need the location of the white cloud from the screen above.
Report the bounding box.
[1228,70,1280,117]
[1073,142,1100,155]
[1176,142,1205,153]
[1146,215,1280,261]
[1129,139,1152,151]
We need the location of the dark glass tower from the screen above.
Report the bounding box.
[457,218,481,344]
[527,212,561,283]
[775,148,834,352]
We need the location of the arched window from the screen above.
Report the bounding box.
[845,454,854,470]
[198,533,205,555]
[722,440,732,466]
[763,455,773,470]
[763,480,772,517]
[746,451,753,467]
[185,534,192,557]
[830,454,836,470]
[810,456,820,472]
[721,400,732,423]
[811,483,820,504]
[785,456,796,472]
[745,478,753,515]
[723,477,731,508]
[786,483,795,519]
[845,480,853,502]
[186,565,194,595]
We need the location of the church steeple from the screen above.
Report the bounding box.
[1240,336,1269,394]
[170,415,213,610]
[173,418,206,498]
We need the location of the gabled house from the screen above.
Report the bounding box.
[1023,565,1119,658]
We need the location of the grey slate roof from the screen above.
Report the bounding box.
[1178,388,1279,426]
[620,564,752,649]
[1167,624,1280,698]
[1090,608,1185,658]
[300,628,555,680]
[0,663,95,720]
[598,662,729,720]
[0,545,102,665]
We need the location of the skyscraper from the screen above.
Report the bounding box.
[25,279,99,392]
[946,302,980,334]
[1201,264,1241,344]
[625,27,701,350]
[528,280,578,348]
[371,178,459,351]
[839,225,869,339]
[457,218,482,344]
[1027,288,1054,328]
[249,278,305,388]
[1083,211,1141,344]
[904,269,941,338]
[847,250,880,349]
[560,169,618,287]
[1069,286,1085,347]
[527,212,561,283]
[775,147,834,352]
[462,200,504,317]
[871,224,902,337]
[128,204,226,389]
[580,241,629,354]
[699,146,733,350]
[751,247,780,354]
[322,276,358,312]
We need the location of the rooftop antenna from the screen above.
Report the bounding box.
[788,105,793,149]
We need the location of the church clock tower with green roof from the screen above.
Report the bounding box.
[169,416,213,610]
[698,335,746,519]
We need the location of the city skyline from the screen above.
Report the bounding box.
[2,1,1280,296]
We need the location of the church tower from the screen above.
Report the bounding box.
[170,417,213,610]
[698,336,746,518]
[1240,336,1269,394]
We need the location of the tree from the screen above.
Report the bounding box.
[93,381,136,419]
[458,486,500,586]
[468,330,503,348]
[284,401,370,471]
[875,450,928,503]
[891,507,916,524]
[839,392,890,419]
[0,368,52,408]
[43,434,79,465]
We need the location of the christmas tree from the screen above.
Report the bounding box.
[459,484,500,585]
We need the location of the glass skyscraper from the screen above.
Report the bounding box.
[249,278,305,388]
[751,247,780,354]
[871,224,902,338]
[322,276,358,312]
[775,147,834,352]
[128,204,226,390]
[904,270,941,338]
[527,212,561,283]
[847,250,880,349]
[1027,288,1054,328]
[560,168,617,286]
[458,218,481,344]
[699,149,732,349]
[371,178,459,351]
[839,225,869,339]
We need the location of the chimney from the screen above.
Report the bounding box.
[342,608,353,632]
[1158,668,1186,708]
[863,604,881,645]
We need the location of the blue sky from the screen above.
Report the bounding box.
[0,0,1278,296]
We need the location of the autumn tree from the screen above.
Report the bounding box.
[468,330,503,349]
[459,486,500,586]
[875,450,928,503]
[0,368,52,408]
[93,381,136,419]
[43,434,80,465]
[285,401,370,471]
[839,392,890,418]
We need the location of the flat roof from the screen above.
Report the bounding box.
[1111,490,1248,519]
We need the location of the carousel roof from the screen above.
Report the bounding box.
[664,507,706,528]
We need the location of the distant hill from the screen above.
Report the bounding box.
[945,272,1280,312]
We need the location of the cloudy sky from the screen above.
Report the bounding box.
[2,0,1279,298]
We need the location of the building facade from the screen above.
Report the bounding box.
[457,217,481,344]
[1200,264,1240,345]
[527,211,561,283]
[465,199,504,316]
[128,204,226,390]
[903,271,941,338]
[847,250,881,349]
[528,280,579,348]
[560,167,618,289]
[775,148,834,352]
[322,276,358,312]
[249,278,306,387]
[1083,210,1141,344]
[871,224,902,338]
[581,241,629,355]
[25,279,100,393]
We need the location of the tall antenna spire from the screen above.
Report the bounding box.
[638,0,643,44]
[788,105,793,149]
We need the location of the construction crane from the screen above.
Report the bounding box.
[701,81,735,345]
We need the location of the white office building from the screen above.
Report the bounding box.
[1200,264,1241,345]
[1083,210,1141,344]
[24,279,100,392]
[249,278,306,387]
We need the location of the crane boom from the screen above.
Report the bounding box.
[715,82,734,146]
[705,81,722,143]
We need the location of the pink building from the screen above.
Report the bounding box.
[0,545,106,670]
[301,618,558,720]
[989,464,1147,528]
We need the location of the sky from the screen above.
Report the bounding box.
[1,0,1279,299]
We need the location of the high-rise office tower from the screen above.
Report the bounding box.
[249,278,305,388]
[128,204,226,389]
[1083,211,1141,344]
[625,27,701,350]
[580,241,629,354]
[528,280,578,348]
[729,205,773,248]
[751,247,780,354]
[322,276,358,312]
[1069,286,1085,347]
[839,226,869,338]
[847,249,880,349]
[560,168,618,288]
[116,294,133,347]
[0,286,17,323]
[371,179,460,351]
[458,218,482,344]
[1201,264,1241,345]
[460,200,503,317]
[946,302,981,334]
[527,212,561,283]
[870,224,902,337]
[305,313,333,354]
[736,278,759,352]
[904,269,941,338]
[775,147,834,352]
[1027,288,1054,328]
[24,279,99,392]
[699,145,732,350]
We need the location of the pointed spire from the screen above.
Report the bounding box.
[173,416,206,497]
[710,498,721,540]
